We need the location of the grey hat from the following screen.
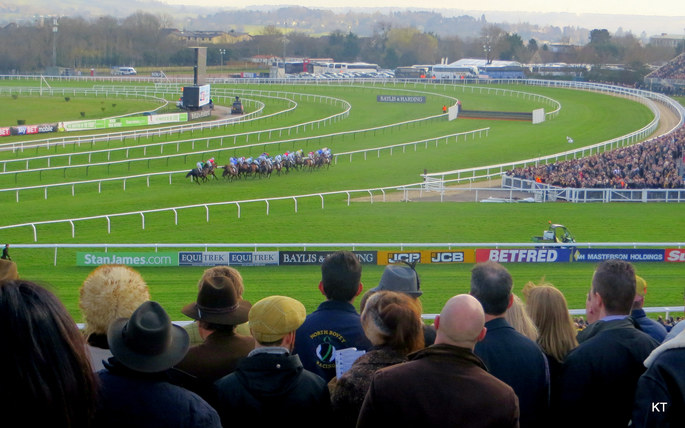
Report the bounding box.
[370,264,422,297]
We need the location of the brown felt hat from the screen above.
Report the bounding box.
[181,275,251,325]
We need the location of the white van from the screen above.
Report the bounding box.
[112,67,137,76]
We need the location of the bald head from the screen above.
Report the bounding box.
[435,294,486,349]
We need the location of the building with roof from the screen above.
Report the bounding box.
[432,59,526,79]
[169,30,252,45]
[649,34,685,49]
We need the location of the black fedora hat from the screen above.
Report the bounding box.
[108,301,189,373]
[181,275,251,325]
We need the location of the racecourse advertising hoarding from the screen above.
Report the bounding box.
[178,251,279,267]
[376,95,426,103]
[476,248,573,263]
[77,252,178,267]
[572,249,665,262]
[279,251,377,265]
[377,250,476,265]
[75,248,678,267]
[665,249,685,262]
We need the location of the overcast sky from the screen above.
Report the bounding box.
[160,0,684,16]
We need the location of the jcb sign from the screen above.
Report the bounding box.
[383,252,422,265]
[377,250,474,265]
[429,250,475,264]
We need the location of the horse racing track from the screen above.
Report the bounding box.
[1,78,683,320]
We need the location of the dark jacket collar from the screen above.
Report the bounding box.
[317,300,358,313]
[408,343,487,370]
[576,317,640,343]
[483,317,514,331]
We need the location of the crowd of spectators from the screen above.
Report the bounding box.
[2,253,685,427]
[508,125,685,189]
[647,53,685,81]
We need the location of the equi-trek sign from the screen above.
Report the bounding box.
[377,95,426,103]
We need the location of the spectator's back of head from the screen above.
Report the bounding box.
[79,264,150,338]
[198,265,245,297]
[504,294,538,341]
[108,301,189,373]
[524,282,578,363]
[321,250,362,301]
[632,275,647,309]
[370,264,422,297]
[0,279,98,427]
[0,259,19,283]
[249,295,306,345]
[361,290,424,354]
[435,294,486,349]
[181,273,251,329]
[470,261,513,316]
[592,259,636,315]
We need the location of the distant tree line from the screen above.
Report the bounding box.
[0,12,680,83]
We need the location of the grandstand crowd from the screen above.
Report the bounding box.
[508,125,685,189]
[1,252,683,428]
[647,53,685,81]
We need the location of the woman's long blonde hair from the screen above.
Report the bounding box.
[505,294,538,341]
[523,281,578,363]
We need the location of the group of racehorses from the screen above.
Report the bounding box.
[185,149,332,184]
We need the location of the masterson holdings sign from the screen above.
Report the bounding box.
[573,249,665,262]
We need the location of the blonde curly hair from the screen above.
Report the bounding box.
[79,264,150,337]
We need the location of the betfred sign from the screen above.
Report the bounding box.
[476,248,572,263]
[666,249,685,262]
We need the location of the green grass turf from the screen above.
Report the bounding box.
[0,94,162,126]
[0,79,681,322]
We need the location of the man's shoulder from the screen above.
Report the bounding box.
[298,367,328,388]
[569,320,658,359]
[298,302,361,331]
[479,323,543,354]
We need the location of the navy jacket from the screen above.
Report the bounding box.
[474,317,549,428]
[95,360,221,428]
[214,351,330,427]
[632,309,667,343]
[293,300,372,382]
[558,318,659,428]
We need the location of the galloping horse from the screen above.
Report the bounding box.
[259,160,273,179]
[303,156,316,171]
[186,168,205,184]
[222,164,239,181]
[273,160,283,175]
[203,163,218,181]
[283,157,295,173]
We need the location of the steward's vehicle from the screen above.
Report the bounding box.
[532,222,576,244]
[231,96,244,114]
